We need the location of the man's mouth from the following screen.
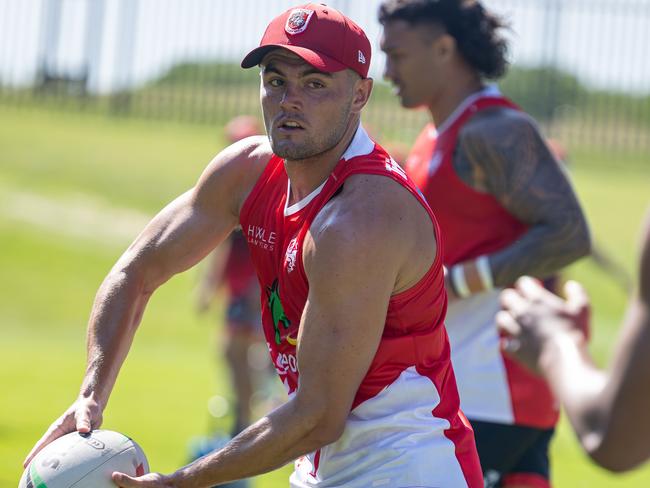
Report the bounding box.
[277,119,305,132]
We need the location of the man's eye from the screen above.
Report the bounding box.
[268,79,283,87]
[308,81,324,89]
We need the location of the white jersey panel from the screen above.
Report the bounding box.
[444,289,514,424]
[290,367,468,488]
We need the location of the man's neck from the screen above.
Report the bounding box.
[285,119,360,205]
[428,75,484,129]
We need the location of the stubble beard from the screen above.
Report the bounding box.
[269,109,352,161]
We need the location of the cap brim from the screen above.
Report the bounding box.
[241,45,347,73]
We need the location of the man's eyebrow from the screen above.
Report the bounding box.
[302,67,333,78]
[261,63,284,76]
[261,63,333,78]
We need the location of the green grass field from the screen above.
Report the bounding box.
[1,105,649,487]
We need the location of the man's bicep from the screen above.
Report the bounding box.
[295,227,399,418]
[116,188,237,287]
[459,114,579,224]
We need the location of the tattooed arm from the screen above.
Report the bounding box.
[452,107,591,289]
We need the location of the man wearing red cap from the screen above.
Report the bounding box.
[24,4,482,487]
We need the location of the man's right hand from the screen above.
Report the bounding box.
[23,394,104,468]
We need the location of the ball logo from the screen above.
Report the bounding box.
[285,9,314,35]
[86,438,106,450]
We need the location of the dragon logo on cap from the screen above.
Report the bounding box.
[285,8,314,35]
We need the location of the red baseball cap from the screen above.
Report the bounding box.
[241,3,371,79]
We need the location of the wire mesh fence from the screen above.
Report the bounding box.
[1,0,649,154]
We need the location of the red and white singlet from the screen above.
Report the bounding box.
[405,87,559,429]
[240,126,482,487]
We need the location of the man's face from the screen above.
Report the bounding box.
[381,20,446,109]
[260,50,359,161]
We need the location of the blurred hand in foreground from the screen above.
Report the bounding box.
[497,276,591,373]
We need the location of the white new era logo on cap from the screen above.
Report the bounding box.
[358,50,366,64]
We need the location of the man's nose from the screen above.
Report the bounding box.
[279,83,301,111]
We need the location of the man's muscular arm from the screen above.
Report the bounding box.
[453,108,590,288]
[112,175,429,487]
[24,137,269,467]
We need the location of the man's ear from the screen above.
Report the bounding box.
[435,33,457,63]
[351,77,373,113]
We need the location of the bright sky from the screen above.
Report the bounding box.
[1,0,648,94]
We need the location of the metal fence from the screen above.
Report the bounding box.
[1,0,649,153]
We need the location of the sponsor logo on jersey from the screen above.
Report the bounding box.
[266,279,291,344]
[275,351,298,374]
[247,224,277,251]
[285,8,314,35]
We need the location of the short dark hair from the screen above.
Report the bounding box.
[379,0,509,79]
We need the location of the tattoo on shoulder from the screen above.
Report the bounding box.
[453,109,590,285]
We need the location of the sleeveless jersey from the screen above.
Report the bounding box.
[405,87,559,429]
[240,126,482,487]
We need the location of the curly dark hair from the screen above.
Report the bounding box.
[379,0,510,79]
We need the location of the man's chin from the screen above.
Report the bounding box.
[271,142,312,160]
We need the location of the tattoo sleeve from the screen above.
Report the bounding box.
[454,109,591,286]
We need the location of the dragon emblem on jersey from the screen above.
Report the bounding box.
[285,237,299,273]
[285,9,313,35]
[266,279,291,345]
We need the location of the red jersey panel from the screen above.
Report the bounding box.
[239,126,482,487]
[405,88,559,429]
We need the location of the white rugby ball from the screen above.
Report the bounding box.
[19,430,149,488]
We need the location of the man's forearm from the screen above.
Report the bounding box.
[169,397,337,487]
[489,220,591,288]
[80,269,151,407]
[539,333,608,452]
[449,222,590,297]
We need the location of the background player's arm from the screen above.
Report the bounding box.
[453,109,591,290]
[115,178,422,487]
[498,210,650,471]
[24,138,267,467]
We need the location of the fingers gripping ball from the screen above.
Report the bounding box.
[19,430,148,488]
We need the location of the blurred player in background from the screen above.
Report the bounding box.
[499,207,650,473]
[195,115,266,439]
[192,115,266,488]
[196,230,263,438]
[194,232,261,488]
[379,1,591,486]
